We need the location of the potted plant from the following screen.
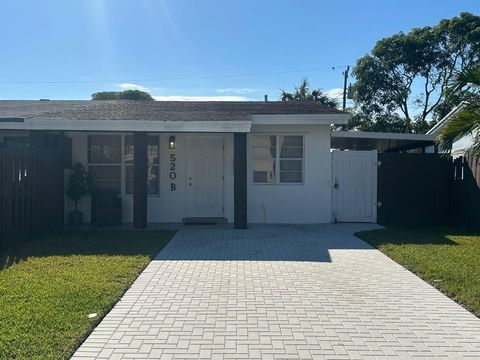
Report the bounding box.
[66,163,94,226]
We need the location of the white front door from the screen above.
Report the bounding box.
[186,137,224,218]
[332,150,377,223]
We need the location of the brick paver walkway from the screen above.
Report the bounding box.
[72,224,480,359]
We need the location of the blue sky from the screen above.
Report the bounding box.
[0,0,478,101]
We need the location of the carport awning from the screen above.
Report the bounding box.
[331,131,436,152]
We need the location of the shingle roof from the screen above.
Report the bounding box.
[0,100,344,122]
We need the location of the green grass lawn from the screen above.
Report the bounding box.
[0,230,175,360]
[356,226,480,317]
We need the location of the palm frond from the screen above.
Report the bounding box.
[438,65,480,153]
[280,79,338,108]
[438,105,480,151]
[447,66,480,96]
[280,90,294,101]
[456,66,480,87]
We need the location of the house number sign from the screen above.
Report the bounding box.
[169,153,177,191]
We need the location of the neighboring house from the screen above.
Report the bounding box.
[427,102,478,157]
[0,100,350,228]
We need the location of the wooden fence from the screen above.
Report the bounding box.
[377,152,480,230]
[451,152,480,232]
[377,153,452,226]
[0,142,64,247]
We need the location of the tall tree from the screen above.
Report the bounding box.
[438,65,480,156]
[341,112,412,133]
[280,79,338,108]
[92,90,154,101]
[351,12,480,132]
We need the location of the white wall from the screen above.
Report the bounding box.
[247,124,332,224]
[425,130,477,157]
[452,130,478,158]
[4,127,334,226]
[67,132,234,224]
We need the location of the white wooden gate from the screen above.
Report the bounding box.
[332,150,378,223]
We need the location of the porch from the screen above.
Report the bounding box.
[69,130,249,230]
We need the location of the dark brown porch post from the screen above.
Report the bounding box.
[234,133,247,229]
[133,132,148,229]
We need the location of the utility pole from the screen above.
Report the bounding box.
[342,65,350,111]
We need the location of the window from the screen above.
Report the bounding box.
[87,134,160,195]
[253,135,276,183]
[88,135,122,192]
[279,135,303,183]
[253,135,303,184]
[88,135,122,163]
[124,135,159,195]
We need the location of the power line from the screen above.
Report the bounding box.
[0,64,351,85]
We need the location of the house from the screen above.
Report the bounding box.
[426,102,478,157]
[0,100,351,229]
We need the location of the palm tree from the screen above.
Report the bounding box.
[280,79,338,108]
[438,66,480,156]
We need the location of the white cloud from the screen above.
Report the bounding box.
[216,88,259,94]
[152,95,253,101]
[324,88,344,101]
[118,83,150,92]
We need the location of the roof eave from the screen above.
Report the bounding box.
[426,101,468,135]
[0,119,253,133]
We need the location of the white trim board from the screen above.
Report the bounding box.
[0,119,252,133]
[0,113,348,132]
[426,102,468,135]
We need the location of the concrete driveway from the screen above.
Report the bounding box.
[73,224,480,359]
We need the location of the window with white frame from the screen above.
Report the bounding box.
[87,134,159,195]
[253,135,304,184]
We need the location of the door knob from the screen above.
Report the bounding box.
[188,182,192,186]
